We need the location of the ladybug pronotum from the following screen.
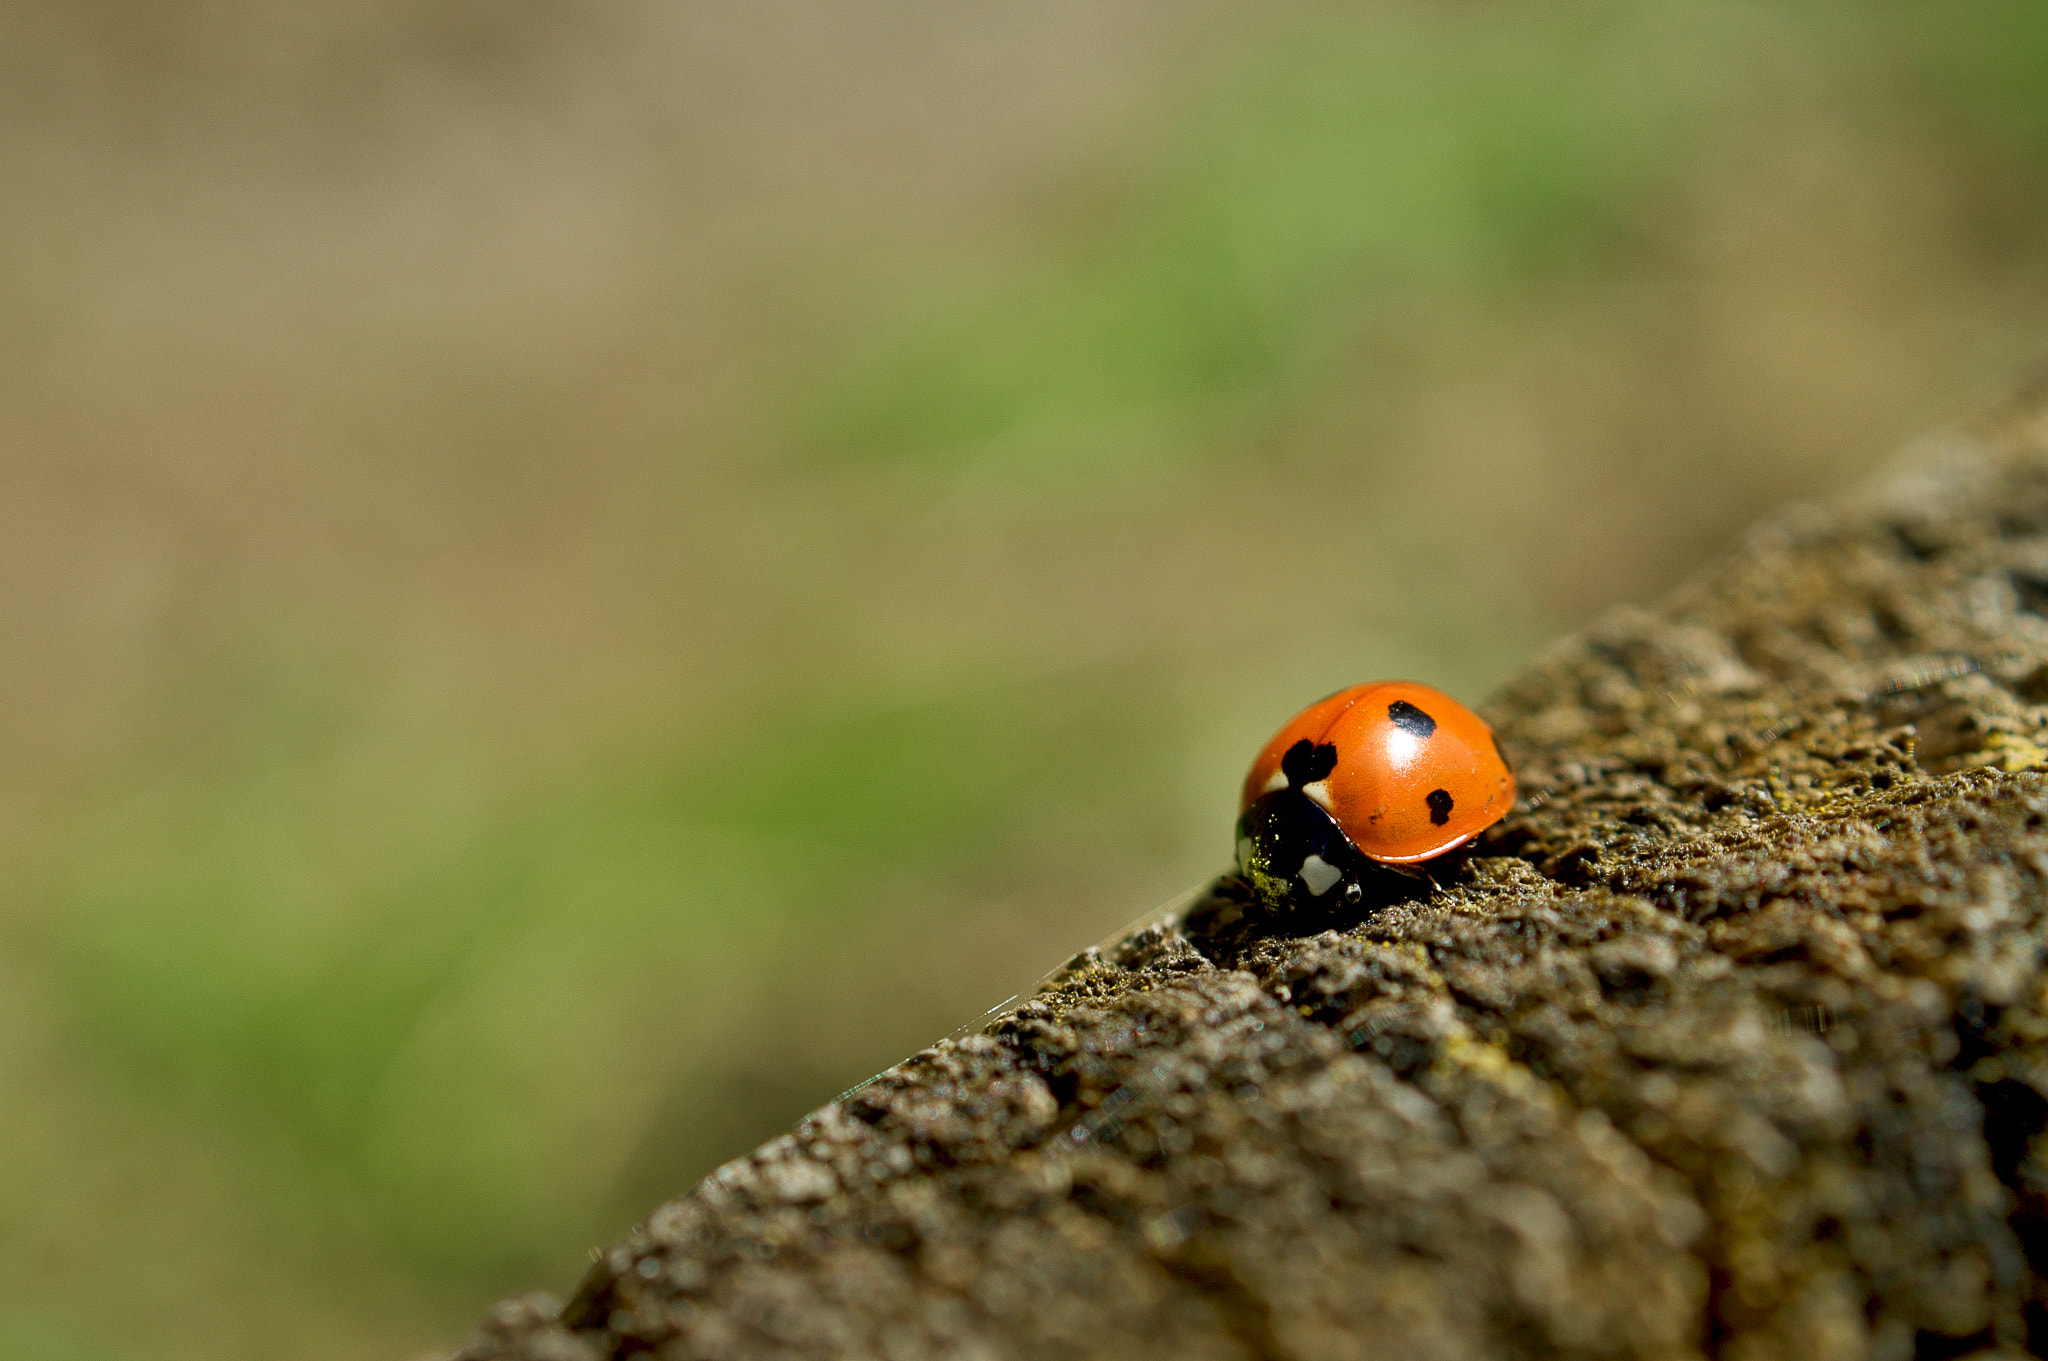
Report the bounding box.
[1236,681,1514,910]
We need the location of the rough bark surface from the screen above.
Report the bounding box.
[449,371,2048,1361]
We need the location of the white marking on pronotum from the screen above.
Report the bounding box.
[1300,779,1334,812]
[1262,770,1288,795]
[1299,855,1341,897]
[1236,835,1254,870]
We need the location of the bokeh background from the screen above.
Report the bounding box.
[3,2,2047,1357]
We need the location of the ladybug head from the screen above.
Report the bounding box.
[1235,767,1369,912]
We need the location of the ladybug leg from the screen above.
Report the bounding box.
[1380,860,1446,895]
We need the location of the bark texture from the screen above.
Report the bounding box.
[449,369,2048,1361]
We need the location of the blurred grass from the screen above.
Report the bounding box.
[802,9,1700,472]
[1,2,2046,1358]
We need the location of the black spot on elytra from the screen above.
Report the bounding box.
[1280,739,1339,787]
[1426,788,1454,825]
[1387,700,1436,738]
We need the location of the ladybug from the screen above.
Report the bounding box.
[1236,681,1514,911]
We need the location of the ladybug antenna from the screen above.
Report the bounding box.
[1280,739,1339,789]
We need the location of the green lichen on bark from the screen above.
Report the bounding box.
[450,373,2048,1361]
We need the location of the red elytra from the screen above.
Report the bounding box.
[1240,681,1515,864]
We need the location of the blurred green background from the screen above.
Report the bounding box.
[1,1,2045,1356]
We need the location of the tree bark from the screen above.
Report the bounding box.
[449,364,2048,1361]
